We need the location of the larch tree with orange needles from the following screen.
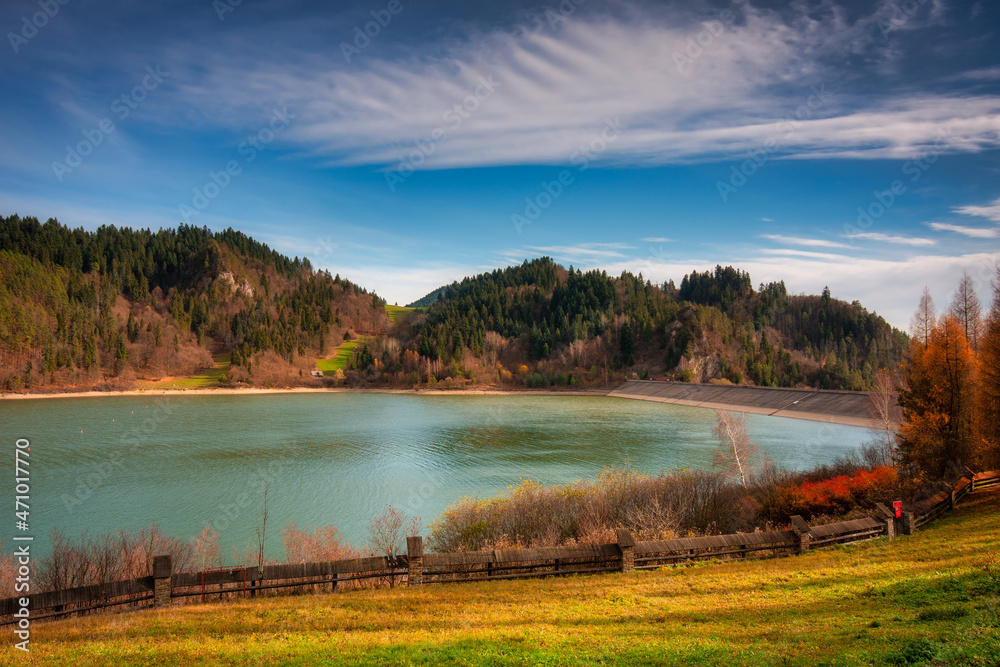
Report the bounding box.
[949,270,985,353]
[976,266,1000,470]
[899,315,979,477]
[910,286,936,348]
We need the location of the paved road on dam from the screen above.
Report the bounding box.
[608,380,876,428]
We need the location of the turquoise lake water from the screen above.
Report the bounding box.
[1,392,868,560]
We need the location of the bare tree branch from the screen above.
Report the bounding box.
[711,410,760,490]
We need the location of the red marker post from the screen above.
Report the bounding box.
[893,500,902,519]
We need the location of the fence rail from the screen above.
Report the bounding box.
[4,469,998,625]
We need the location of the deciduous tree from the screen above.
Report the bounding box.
[949,270,984,351]
[712,410,761,490]
[899,316,979,477]
[867,366,902,464]
[976,266,1000,468]
[910,286,935,348]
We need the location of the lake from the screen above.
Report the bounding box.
[2,392,869,560]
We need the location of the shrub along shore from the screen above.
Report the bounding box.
[11,485,1000,666]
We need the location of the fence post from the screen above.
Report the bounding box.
[406,536,423,586]
[900,509,916,535]
[790,516,810,554]
[153,555,172,607]
[616,528,635,573]
[251,565,262,598]
[875,504,895,539]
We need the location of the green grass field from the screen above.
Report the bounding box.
[316,337,367,375]
[315,305,413,374]
[385,304,416,323]
[134,352,231,390]
[11,490,1000,666]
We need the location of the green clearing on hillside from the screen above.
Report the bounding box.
[315,304,414,375]
[13,490,1000,666]
[317,337,368,375]
[385,304,416,322]
[134,352,231,390]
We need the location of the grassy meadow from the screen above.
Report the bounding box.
[385,305,416,323]
[317,337,367,375]
[316,306,412,375]
[134,352,232,390]
[7,489,999,666]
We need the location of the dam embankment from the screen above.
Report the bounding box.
[608,380,876,428]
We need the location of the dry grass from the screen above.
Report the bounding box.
[7,489,1000,666]
[429,467,751,552]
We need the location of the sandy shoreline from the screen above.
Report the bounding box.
[0,386,613,400]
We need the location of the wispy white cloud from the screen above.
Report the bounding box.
[522,243,634,262]
[602,251,1000,331]
[951,67,1000,81]
[928,222,999,238]
[845,232,936,246]
[759,248,852,261]
[324,262,490,307]
[641,237,673,243]
[760,217,774,222]
[954,197,1000,223]
[161,3,1000,170]
[761,234,851,249]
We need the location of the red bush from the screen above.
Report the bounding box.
[774,466,897,519]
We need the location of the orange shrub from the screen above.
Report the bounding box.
[772,466,898,520]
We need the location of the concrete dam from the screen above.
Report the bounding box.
[608,380,877,429]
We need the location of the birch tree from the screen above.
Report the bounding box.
[712,410,761,490]
[867,367,902,464]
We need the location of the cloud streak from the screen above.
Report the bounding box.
[761,234,851,249]
[164,2,1000,170]
[928,222,999,238]
[845,232,936,246]
[954,197,1000,223]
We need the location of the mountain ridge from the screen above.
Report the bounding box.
[0,216,905,392]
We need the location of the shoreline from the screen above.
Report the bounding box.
[0,382,876,428]
[0,386,613,401]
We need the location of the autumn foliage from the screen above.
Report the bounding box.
[763,466,898,520]
[899,269,1000,478]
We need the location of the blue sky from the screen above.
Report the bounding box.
[1,0,999,328]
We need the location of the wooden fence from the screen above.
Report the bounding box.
[3,469,997,625]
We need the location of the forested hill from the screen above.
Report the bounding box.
[0,215,906,393]
[400,259,907,390]
[0,215,387,390]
